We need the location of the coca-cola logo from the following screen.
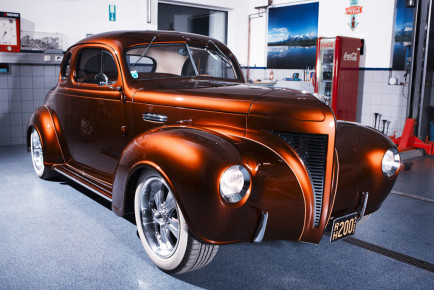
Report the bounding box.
[343,52,358,61]
[345,6,363,15]
[321,41,334,48]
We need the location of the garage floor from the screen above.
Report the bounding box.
[1,145,433,289]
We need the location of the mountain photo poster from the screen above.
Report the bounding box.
[392,0,414,70]
[267,2,319,69]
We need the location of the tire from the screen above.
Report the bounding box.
[30,127,57,180]
[134,170,219,274]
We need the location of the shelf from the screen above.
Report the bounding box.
[0,51,64,65]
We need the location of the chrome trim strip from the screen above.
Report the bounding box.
[254,211,268,243]
[54,167,113,202]
[64,163,112,187]
[142,113,168,123]
[357,192,369,220]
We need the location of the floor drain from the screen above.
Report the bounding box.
[344,237,434,273]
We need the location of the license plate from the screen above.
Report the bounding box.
[330,212,358,243]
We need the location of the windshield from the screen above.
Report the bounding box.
[125,43,240,81]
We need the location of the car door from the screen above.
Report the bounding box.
[61,45,126,183]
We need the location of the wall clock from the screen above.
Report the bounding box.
[0,11,20,52]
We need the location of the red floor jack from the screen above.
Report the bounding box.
[390,119,434,155]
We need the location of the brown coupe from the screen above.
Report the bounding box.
[27,31,400,274]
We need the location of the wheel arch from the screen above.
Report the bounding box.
[26,105,64,165]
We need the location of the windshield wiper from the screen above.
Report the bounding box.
[185,43,199,76]
[131,35,156,68]
[207,39,231,66]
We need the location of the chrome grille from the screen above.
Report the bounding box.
[274,132,328,228]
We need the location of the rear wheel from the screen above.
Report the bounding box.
[134,170,218,274]
[30,127,57,180]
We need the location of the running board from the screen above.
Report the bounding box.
[54,165,113,202]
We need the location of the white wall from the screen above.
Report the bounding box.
[1,0,158,50]
[248,0,396,68]
[318,0,395,68]
[2,0,250,65]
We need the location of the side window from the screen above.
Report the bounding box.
[75,48,119,84]
[60,52,71,81]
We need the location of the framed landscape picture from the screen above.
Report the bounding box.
[267,2,319,69]
[392,0,414,70]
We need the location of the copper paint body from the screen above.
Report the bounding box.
[27,31,399,245]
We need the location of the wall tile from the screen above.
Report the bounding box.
[32,76,45,89]
[32,65,45,77]
[0,113,9,126]
[21,89,33,101]
[0,126,11,137]
[44,77,57,89]
[20,77,33,89]
[9,65,20,76]
[22,124,28,138]
[10,125,23,138]
[20,65,33,76]
[8,89,21,101]
[0,76,7,88]
[33,100,42,110]
[0,101,9,114]
[43,66,56,76]
[7,76,20,89]
[9,101,22,113]
[0,88,8,101]
[22,101,34,113]
[33,89,46,101]
[9,113,23,126]
[22,112,32,126]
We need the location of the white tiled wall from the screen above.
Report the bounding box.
[0,64,59,145]
[244,68,409,137]
[357,70,408,136]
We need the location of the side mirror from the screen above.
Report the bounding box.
[95,73,109,86]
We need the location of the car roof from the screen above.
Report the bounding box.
[75,30,227,52]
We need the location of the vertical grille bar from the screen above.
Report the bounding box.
[274,132,328,228]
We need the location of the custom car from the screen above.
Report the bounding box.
[27,31,400,274]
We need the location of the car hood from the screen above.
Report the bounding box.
[131,80,328,121]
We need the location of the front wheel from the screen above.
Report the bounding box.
[134,170,218,274]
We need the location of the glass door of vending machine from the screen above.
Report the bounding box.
[316,38,336,107]
[315,36,362,121]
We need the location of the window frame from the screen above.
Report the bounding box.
[60,51,72,82]
[71,44,122,88]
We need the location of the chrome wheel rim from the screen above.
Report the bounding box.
[139,176,180,258]
[31,129,44,172]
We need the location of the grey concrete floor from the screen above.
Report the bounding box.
[0,145,433,289]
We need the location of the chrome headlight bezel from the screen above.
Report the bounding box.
[219,165,251,204]
[381,148,400,178]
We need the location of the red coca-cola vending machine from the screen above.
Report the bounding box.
[314,36,363,121]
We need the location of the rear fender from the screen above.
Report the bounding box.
[27,106,64,165]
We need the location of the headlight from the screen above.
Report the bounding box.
[219,165,250,203]
[382,148,400,177]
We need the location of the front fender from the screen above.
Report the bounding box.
[27,106,64,165]
[333,122,399,217]
[112,126,305,244]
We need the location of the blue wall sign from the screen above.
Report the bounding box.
[109,5,116,21]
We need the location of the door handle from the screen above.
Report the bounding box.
[142,113,168,123]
